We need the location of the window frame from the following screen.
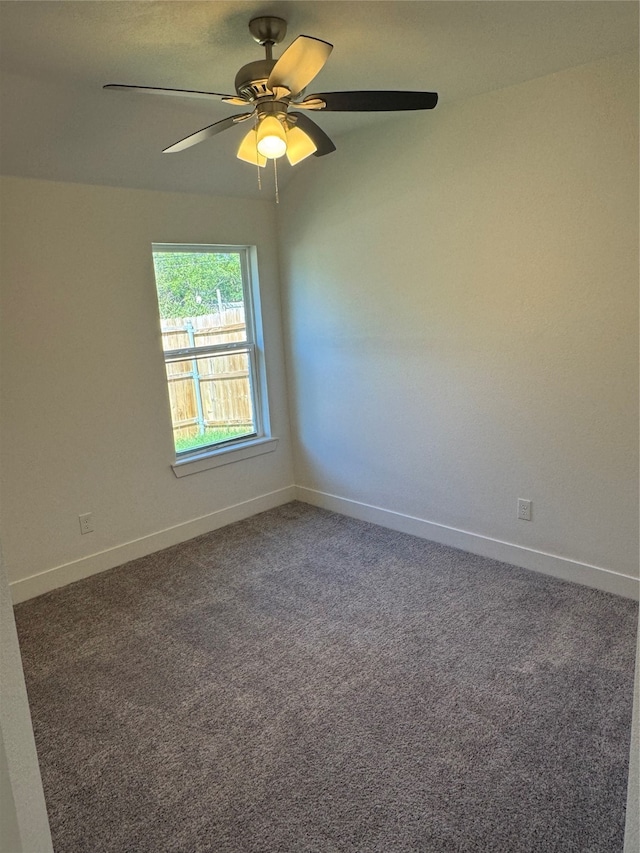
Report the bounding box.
[151,242,276,476]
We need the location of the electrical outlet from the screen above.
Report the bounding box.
[517,499,532,521]
[79,512,94,534]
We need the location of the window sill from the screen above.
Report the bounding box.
[171,437,278,478]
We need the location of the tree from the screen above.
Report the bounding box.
[152,252,244,318]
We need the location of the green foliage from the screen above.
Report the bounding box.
[174,425,253,453]
[153,252,243,319]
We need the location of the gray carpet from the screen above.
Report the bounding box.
[14,502,638,853]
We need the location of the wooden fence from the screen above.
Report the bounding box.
[161,307,254,442]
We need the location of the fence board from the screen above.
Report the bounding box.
[160,307,254,442]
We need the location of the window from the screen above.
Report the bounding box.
[151,244,275,475]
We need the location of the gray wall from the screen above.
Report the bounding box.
[278,51,639,587]
[0,555,52,852]
[0,179,295,600]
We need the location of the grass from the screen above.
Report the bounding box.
[174,425,254,454]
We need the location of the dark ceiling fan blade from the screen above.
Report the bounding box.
[289,112,336,157]
[267,35,333,98]
[104,84,242,102]
[301,90,439,111]
[163,113,252,153]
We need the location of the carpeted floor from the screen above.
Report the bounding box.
[14,502,638,853]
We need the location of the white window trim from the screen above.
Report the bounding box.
[152,243,274,474]
[171,436,278,478]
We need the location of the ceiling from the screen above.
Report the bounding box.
[0,1,637,200]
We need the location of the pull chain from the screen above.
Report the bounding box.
[273,157,279,205]
[255,115,262,192]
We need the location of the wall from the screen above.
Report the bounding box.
[0,177,294,600]
[0,552,53,851]
[278,51,639,595]
[624,624,640,852]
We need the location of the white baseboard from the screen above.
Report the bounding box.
[11,484,639,604]
[10,486,296,604]
[295,486,640,601]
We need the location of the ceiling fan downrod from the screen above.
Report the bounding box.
[248,16,287,61]
[234,17,289,103]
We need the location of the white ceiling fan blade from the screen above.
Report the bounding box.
[267,35,333,99]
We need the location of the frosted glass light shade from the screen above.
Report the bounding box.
[256,116,287,159]
[237,129,266,167]
[285,125,317,165]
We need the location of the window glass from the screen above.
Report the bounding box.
[153,251,248,349]
[152,246,264,457]
[165,354,256,454]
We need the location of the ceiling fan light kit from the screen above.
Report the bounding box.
[256,115,287,159]
[284,125,318,166]
[104,15,438,183]
[236,128,266,167]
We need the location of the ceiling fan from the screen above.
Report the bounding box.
[104,16,438,167]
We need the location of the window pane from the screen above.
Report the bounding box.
[151,244,267,460]
[166,352,256,454]
[152,251,247,351]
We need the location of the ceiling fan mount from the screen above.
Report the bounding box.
[104,16,438,167]
[248,16,288,48]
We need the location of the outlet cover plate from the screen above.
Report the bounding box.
[517,499,532,521]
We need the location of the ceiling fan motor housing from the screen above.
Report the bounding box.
[234,59,278,101]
